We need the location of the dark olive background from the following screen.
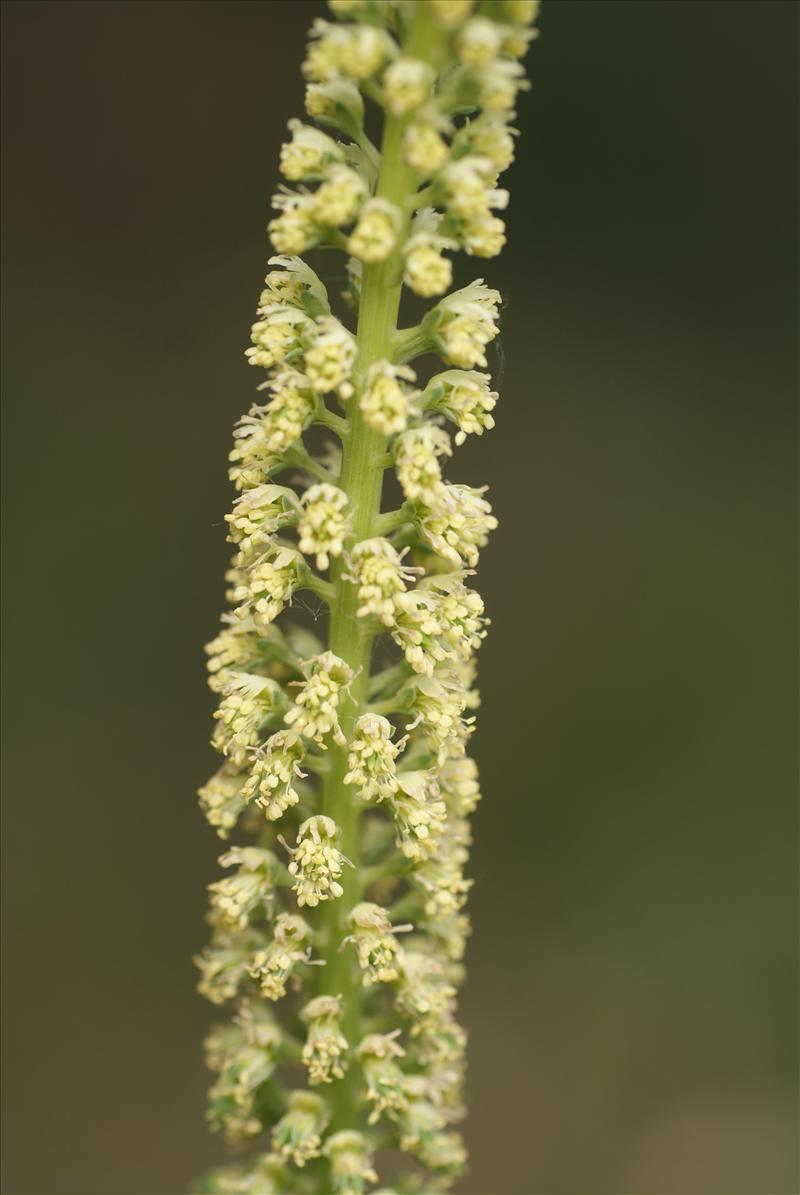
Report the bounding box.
[1,2,797,1193]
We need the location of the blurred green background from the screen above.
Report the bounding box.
[1,2,797,1192]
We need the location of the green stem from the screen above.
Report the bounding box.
[368,659,411,698]
[302,571,335,606]
[374,503,415,536]
[315,405,348,439]
[315,0,442,1136]
[284,444,337,483]
[392,322,433,365]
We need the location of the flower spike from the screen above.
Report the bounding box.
[197,2,539,1190]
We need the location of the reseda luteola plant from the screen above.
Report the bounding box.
[197,2,538,1191]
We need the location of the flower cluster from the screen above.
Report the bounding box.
[208,846,279,932]
[325,1129,378,1195]
[229,546,304,632]
[417,480,498,567]
[302,994,349,1085]
[344,713,404,801]
[211,673,283,768]
[424,368,498,444]
[229,370,316,490]
[346,901,408,986]
[284,651,354,746]
[358,1032,407,1124]
[273,1090,329,1168]
[360,360,417,435]
[298,483,350,570]
[350,538,415,626]
[242,729,306,821]
[249,912,313,1001]
[204,1003,282,1142]
[197,1,537,1191]
[288,814,351,908]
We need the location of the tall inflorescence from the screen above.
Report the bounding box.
[196,2,538,1192]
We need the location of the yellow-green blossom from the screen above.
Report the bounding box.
[242,729,306,821]
[344,713,404,800]
[346,901,408,985]
[249,912,313,1000]
[324,1130,378,1194]
[288,815,350,908]
[272,1089,329,1166]
[357,1032,407,1122]
[197,1,539,1188]
[298,483,350,570]
[301,994,349,1083]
